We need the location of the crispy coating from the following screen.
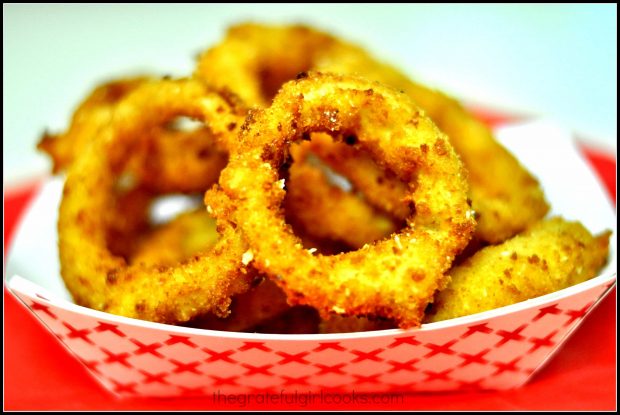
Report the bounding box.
[206,73,475,328]
[130,209,219,266]
[128,125,229,194]
[59,79,254,324]
[196,22,548,243]
[425,217,612,322]
[40,76,395,251]
[430,104,549,243]
[127,208,292,331]
[38,77,233,194]
[106,186,156,259]
[316,44,549,242]
[285,139,399,249]
[196,24,336,106]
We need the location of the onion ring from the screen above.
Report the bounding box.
[425,217,612,322]
[206,72,476,328]
[59,78,255,324]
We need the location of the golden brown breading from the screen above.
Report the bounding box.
[196,22,549,243]
[425,217,611,322]
[130,209,219,266]
[38,77,231,194]
[59,79,254,324]
[315,38,549,243]
[206,72,475,328]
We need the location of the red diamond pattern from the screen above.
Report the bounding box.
[242,363,274,376]
[11,275,613,396]
[80,358,101,374]
[458,349,491,367]
[139,369,169,384]
[239,341,271,352]
[109,379,138,395]
[563,303,593,326]
[527,330,558,352]
[101,347,132,368]
[281,375,310,386]
[313,342,345,352]
[423,368,453,381]
[211,375,239,386]
[315,363,346,375]
[492,357,522,375]
[388,336,420,348]
[460,322,493,338]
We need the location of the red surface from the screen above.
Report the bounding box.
[3,131,617,410]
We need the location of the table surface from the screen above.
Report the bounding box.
[3,113,616,410]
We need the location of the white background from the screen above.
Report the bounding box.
[3,4,616,186]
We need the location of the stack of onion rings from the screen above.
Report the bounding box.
[40,22,610,332]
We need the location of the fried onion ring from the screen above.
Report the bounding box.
[425,217,612,322]
[59,78,255,324]
[206,73,475,328]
